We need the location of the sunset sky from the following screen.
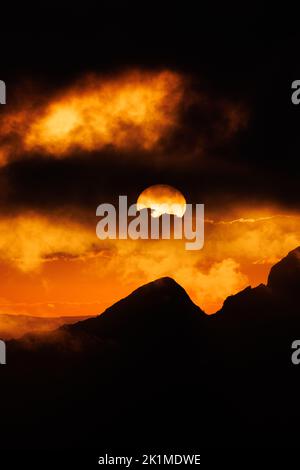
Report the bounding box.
[0,4,299,323]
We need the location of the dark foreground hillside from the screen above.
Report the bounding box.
[1,248,300,449]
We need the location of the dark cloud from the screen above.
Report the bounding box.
[0,3,299,216]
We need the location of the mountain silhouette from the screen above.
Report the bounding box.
[64,277,205,343]
[268,246,300,296]
[1,249,300,449]
[213,246,300,330]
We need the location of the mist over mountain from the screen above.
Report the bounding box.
[1,248,300,449]
[0,314,91,340]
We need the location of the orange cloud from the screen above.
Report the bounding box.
[95,209,300,312]
[0,207,298,321]
[0,70,184,165]
[0,213,99,271]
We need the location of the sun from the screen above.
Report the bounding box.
[136,184,186,218]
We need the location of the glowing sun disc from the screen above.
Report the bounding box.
[137,184,186,218]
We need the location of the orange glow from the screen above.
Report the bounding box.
[0,70,184,164]
[0,213,98,271]
[0,207,298,335]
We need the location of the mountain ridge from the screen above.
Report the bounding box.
[1,246,300,449]
[6,247,300,343]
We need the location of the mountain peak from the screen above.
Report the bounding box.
[65,276,205,341]
[267,246,300,295]
[128,276,193,301]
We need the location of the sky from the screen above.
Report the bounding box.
[0,3,299,318]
